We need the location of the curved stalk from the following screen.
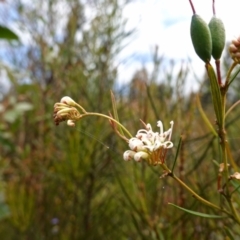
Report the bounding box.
[79,112,133,139]
[219,89,240,224]
[160,164,240,223]
[225,61,238,87]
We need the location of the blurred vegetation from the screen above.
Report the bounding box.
[1,0,240,239]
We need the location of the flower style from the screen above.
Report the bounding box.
[229,36,240,63]
[53,96,82,126]
[123,120,174,165]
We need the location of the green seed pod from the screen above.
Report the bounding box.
[190,14,212,63]
[208,16,226,60]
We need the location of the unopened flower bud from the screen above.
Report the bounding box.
[208,16,226,60]
[123,150,135,161]
[134,151,149,162]
[129,138,144,151]
[190,14,212,63]
[53,103,81,126]
[229,36,240,63]
[60,96,77,106]
[67,120,75,127]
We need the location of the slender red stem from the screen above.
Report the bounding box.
[188,0,196,14]
[215,60,222,86]
[212,0,216,15]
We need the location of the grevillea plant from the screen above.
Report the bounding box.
[53,0,240,237]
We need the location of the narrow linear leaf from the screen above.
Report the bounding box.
[206,63,223,127]
[225,100,240,119]
[168,203,226,218]
[228,66,240,87]
[196,94,217,137]
[171,136,182,173]
[0,25,19,40]
[226,141,239,172]
[224,226,235,240]
[230,180,240,195]
[110,90,124,136]
[110,91,119,122]
[146,83,159,120]
[212,159,220,168]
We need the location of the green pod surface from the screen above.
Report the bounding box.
[190,14,212,63]
[208,16,226,60]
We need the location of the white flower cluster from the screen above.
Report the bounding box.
[123,121,174,165]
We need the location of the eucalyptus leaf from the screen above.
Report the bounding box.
[168,203,226,218]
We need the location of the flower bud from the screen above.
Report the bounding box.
[229,36,240,63]
[129,138,144,151]
[208,16,226,60]
[134,151,149,162]
[60,96,77,106]
[123,150,135,161]
[67,120,75,127]
[190,14,212,63]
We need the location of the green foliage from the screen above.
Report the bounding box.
[1,0,240,239]
[0,25,19,40]
[168,203,226,219]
